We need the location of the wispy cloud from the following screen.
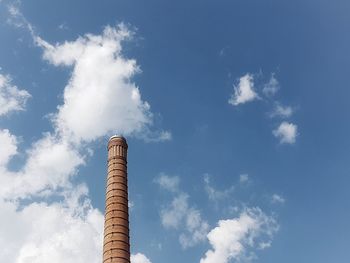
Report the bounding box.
[155,173,180,193]
[271,194,286,204]
[162,193,210,249]
[262,74,280,97]
[157,175,210,249]
[204,174,234,201]
[270,103,294,118]
[0,73,31,116]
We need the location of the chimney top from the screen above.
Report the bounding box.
[109,134,126,141]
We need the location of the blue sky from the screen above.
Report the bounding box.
[0,0,350,263]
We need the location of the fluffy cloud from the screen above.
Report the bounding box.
[0,185,104,263]
[158,176,209,248]
[0,74,31,116]
[7,4,169,142]
[229,74,258,106]
[200,208,278,263]
[0,133,84,200]
[273,121,298,144]
[131,253,153,263]
[262,74,280,97]
[34,24,169,143]
[0,128,99,263]
[270,103,293,118]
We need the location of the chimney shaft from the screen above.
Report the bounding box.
[103,136,130,263]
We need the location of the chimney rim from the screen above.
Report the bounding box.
[109,134,126,141]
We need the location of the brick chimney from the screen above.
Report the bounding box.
[103,135,130,263]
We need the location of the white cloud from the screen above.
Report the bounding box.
[0,74,31,116]
[271,194,285,204]
[229,74,258,106]
[262,74,279,97]
[204,174,234,201]
[0,92,97,262]
[35,24,169,143]
[270,103,293,118]
[0,134,84,200]
[155,173,180,193]
[0,185,149,263]
[0,186,104,263]
[131,253,152,263]
[7,5,169,143]
[6,4,35,34]
[158,177,209,249]
[0,79,153,263]
[200,208,278,263]
[273,122,298,144]
[161,193,190,229]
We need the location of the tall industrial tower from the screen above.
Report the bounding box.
[103,135,130,263]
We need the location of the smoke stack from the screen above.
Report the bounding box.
[103,135,130,263]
